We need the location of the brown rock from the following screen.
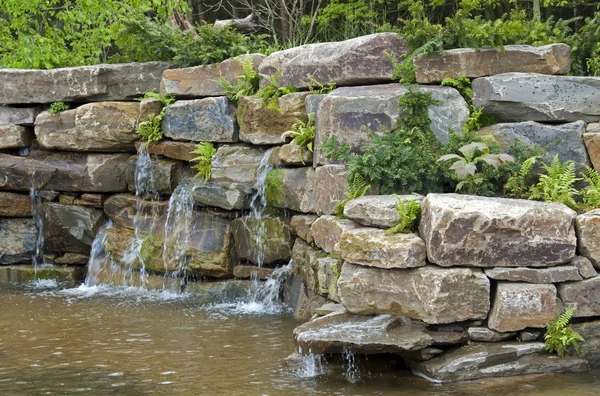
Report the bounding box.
[0,192,31,217]
[59,195,76,205]
[576,209,600,268]
[135,140,197,161]
[484,266,582,283]
[74,193,104,208]
[54,253,89,265]
[0,125,33,149]
[557,276,600,318]
[310,215,359,254]
[211,145,265,184]
[290,215,318,243]
[272,167,315,213]
[233,265,273,280]
[231,216,292,265]
[103,193,168,230]
[268,143,313,166]
[584,127,600,171]
[572,256,598,279]
[43,203,106,254]
[311,165,348,215]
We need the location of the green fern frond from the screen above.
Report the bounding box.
[283,113,316,163]
[582,167,600,210]
[191,142,216,182]
[216,55,260,105]
[136,91,175,145]
[544,307,584,357]
[386,198,421,234]
[528,155,581,209]
[333,174,371,218]
[505,156,538,198]
[305,77,336,95]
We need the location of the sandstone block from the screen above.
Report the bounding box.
[135,140,197,162]
[211,145,265,184]
[572,256,598,279]
[343,194,423,228]
[311,165,348,215]
[189,180,251,210]
[0,218,36,264]
[268,143,313,166]
[310,215,359,254]
[271,167,315,213]
[0,192,32,217]
[126,155,181,195]
[291,239,328,293]
[576,209,600,268]
[584,126,600,171]
[289,215,318,243]
[0,106,39,126]
[231,216,292,265]
[0,125,33,149]
[233,265,273,280]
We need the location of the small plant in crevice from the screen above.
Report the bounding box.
[136,91,175,146]
[255,73,299,112]
[384,50,416,84]
[504,156,539,199]
[265,168,284,205]
[191,142,216,182]
[217,55,260,105]
[334,173,370,218]
[48,101,69,114]
[283,113,315,163]
[528,155,581,210]
[306,77,336,95]
[581,167,600,210]
[544,307,584,358]
[441,76,473,104]
[386,198,421,235]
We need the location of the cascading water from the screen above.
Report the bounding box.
[29,170,46,273]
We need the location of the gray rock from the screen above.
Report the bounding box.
[484,266,582,283]
[314,302,345,316]
[0,125,33,149]
[576,209,600,268]
[520,331,542,342]
[572,320,600,368]
[0,62,171,104]
[558,276,600,317]
[43,203,106,254]
[420,194,577,268]
[272,167,315,213]
[126,155,181,195]
[343,194,423,228]
[572,256,598,279]
[409,342,588,382]
[338,262,490,324]
[414,44,572,83]
[259,33,408,88]
[231,216,292,265]
[291,239,328,294]
[468,327,516,342]
[211,145,265,184]
[336,228,427,269]
[160,54,265,97]
[480,121,590,168]
[162,98,238,142]
[306,94,326,115]
[0,264,86,283]
[103,193,168,230]
[0,218,36,264]
[311,215,359,254]
[316,257,342,300]
[283,273,329,320]
[473,73,600,122]
[189,180,251,210]
[268,143,313,166]
[488,283,558,332]
[289,215,318,243]
[311,165,348,215]
[314,84,469,165]
[0,106,40,126]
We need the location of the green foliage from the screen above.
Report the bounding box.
[265,169,284,206]
[283,113,316,163]
[504,156,539,198]
[217,56,260,105]
[386,198,421,234]
[136,92,175,146]
[528,155,581,210]
[306,77,336,94]
[544,307,584,358]
[385,51,416,84]
[48,102,69,115]
[441,77,473,105]
[581,167,600,210]
[334,173,371,218]
[191,142,217,182]
[254,73,299,112]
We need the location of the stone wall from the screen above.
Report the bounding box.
[1,33,599,381]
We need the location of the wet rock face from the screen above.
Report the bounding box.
[231,216,292,265]
[259,33,408,88]
[473,73,600,122]
[0,125,33,149]
[313,84,469,165]
[125,156,181,195]
[488,283,558,332]
[162,98,238,143]
[232,265,273,280]
[311,165,348,215]
[211,145,265,185]
[414,44,572,83]
[43,203,106,254]
[343,194,423,229]
[558,277,600,318]
[576,209,600,268]
[291,239,328,294]
[189,180,251,210]
[160,54,265,98]
[420,194,577,268]
[103,193,168,230]
[0,218,36,264]
[572,320,600,368]
[310,215,359,254]
[0,192,32,217]
[337,262,490,324]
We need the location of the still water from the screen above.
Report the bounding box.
[0,282,599,395]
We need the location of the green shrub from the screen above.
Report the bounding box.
[386,198,421,234]
[528,155,581,210]
[48,102,69,114]
[136,92,175,146]
[217,55,260,105]
[334,173,371,218]
[306,77,336,95]
[544,307,584,358]
[504,156,539,198]
[265,168,284,205]
[191,142,217,182]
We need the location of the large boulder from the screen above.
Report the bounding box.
[414,44,572,84]
[126,155,181,195]
[259,33,408,88]
[35,102,152,152]
[0,151,130,192]
[231,215,292,265]
[162,98,238,142]
[160,54,265,97]
[343,194,423,228]
[314,84,469,165]
[558,277,600,318]
[311,165,348,215]
[420,194,577,267]
[337,262,490,324]
[0,218,36,264]
[271,167,315,213]
[0,62,171,104]
[310,215,359,254]
[336,228,427,269]
[473,73,600,122]
[0,192,32,217]
[211,145,265,184]
[585,123,600,171]
[237,93,309,145]
[488,282,558,332]
[576,209,600,268]
[43,203,106,254]
[484,266,582,283]
[0,125,33,149]
[0,105,39,126]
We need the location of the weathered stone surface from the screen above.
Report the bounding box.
[420,194,577,268]
[294,312,466,356]
[290,215,318,243]
[473,73,600,122]
[572,256,598,279]
[0,62,171,104]
[0,218,36,264]
[283,273,329,320]
[0,125,33,149]
[0,106,39,126]
[414,44,572,84]
[272,167,315,213]
[468,327,516,342]
[43,203,106,254]
[0,151,130,192]
[161,54,265,97]
[0,192,32,217]
[0,265,86,283]
[311,215,359,254]
[189,180,251,210]
[231,216,292,265]
[484,266,582,283]
[259,33,408,88]
[317,257,341,300]
[558,276,600,318]
[314,302,345,316]
[338,263,490,324]
[59,195,75,205]
[103,193,168,230]
[343,194,423,228]
[233,265,273,280]
[211,145,265,184]
[126,155,181,194]
[268,143,313,166]
[238,93,309,145]
[480,121,590,168]
[135,140,197,162]
[54,253,89,265]
[520,331,542,342]
[584,125,600,171]
[74,193,104,208]
[162,98,238,142]
[35,102,150,152]
[291,239,328,293]
[576,209,600,268]
[314,84,469,165]
[572,320,600,368]
[488,283,558,332]
[312,165,348,215]
[336,228,426,269]
[409,342,588,382]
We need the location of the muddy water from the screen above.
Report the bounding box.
[0,282,599,396]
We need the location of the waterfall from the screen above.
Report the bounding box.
[84,221,124,286]
[30,174,46,273]
[248,150,273,268]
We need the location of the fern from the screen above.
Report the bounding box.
[334,174,371,218]
[306,77,336,95]
[265,168,284,205]
[528,155,581,210]
[544,307,585,357]
[504,156,539,198]
[441,76,473,105]
[254,72,299,112]
[283,113,315,163]
[384,50,416,84]
[582,167,600,210]
[48,101,69,114]
[136,92,175,146]
[217,55,260,105]
[191,142,217,182]
[386,198,421,234]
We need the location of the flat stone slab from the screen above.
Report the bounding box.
[43,203,106,254]
[576,209,600,268]
[0,125,33,149]
[126,155,181,195]
[0,265,86,283]
[414,44,571,83]
[310,215,359,254]
[558,276,600,318]
[312,165,348,215]
[0,192,32,217]
[420,194,577,268]
[189,180,252,210]
[473,73,600,122]
[343,194,423,228]
[468,327,516,342]
[0,105,40,126]
[294,312,466,356]
[135,141,197,162]
[211,145,265,184]
[231,216,292,265]
[232,265,273,280]
[0,218,36,264]
[484,266,582,283]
